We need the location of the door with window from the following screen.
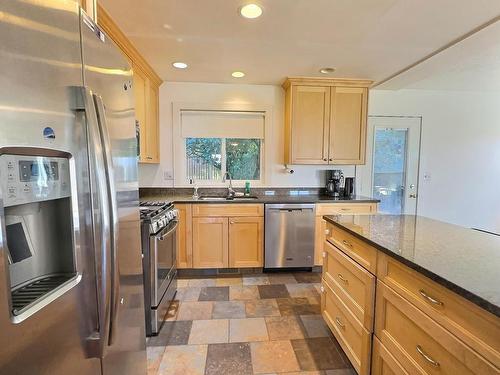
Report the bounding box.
[358,116,421,214]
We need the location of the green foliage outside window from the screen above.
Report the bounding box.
[186,137,261,181]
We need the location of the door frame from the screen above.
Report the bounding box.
[357,116,422,214]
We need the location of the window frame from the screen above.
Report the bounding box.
[173,102,272,187]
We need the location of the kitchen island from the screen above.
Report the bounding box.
[321,214,500,374]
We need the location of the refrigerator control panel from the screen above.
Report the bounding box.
[0,154,71,207]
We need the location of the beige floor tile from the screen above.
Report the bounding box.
[229,318,269,342]
[229,285,260,300]
[188,319,229,344]
[212,301,246,319]
[265,316,306,340]
[286,284,318,298]
[267,274,297,285]
[250,340,300,374]
[188,278,217,287]
[158,344,208,375]
[245,299,280,318]
[176,301,213,321]
[216,277,242,286]
[147,346,165,374]
[242,275,270,286]
[177,279,190,288]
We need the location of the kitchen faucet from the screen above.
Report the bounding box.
[222,172,235,198]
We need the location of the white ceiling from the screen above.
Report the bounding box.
[100,0,500,86]
[377,18,500,91]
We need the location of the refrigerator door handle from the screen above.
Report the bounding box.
[93,94,120,346]
[80,86,113,357]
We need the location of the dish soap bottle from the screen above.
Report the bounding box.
[244,181,251,196]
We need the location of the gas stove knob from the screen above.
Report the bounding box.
[172,209,179,219]
[167,211,174,220]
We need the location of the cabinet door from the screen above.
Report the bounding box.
[228,217,263,268]
[133,66,147,163]
[290,85,330,164]
[175,204,192,269]
[329,87,368,164]
[146,81,159,163]
[192,217,228,268]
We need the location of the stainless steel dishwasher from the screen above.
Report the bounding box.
[265,204,316,268]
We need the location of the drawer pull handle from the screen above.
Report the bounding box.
[416,345,440,367]
[342,240,353,248]
[340,208,351,211]
[337,273,348,285]
[419,289,444,306]
[320,285,325,293]
[335,317,345,329]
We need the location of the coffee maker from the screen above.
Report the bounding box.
[325,170,344,197]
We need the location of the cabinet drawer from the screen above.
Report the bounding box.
[316,202,377,216]
[326,223,377,273]
[192,204,263,217]
[323,241,375,331]
[321,282,371,375]
[372,337,414,375]
[375,281,498,375]
[377,253,500,368]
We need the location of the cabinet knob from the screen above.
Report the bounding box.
[329,158,333,161]
[320,285,325,293]
[146,156,153,160]
[323,158,327,161]
[322,251,326,258]
[230,221,235,224]
[324,229,330,235]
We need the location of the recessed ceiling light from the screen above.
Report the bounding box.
[239,4,263,19]
[172,62,188,69]
[231,71,245,78]
[319,67,336,74]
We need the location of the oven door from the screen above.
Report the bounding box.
[150,220,178,307]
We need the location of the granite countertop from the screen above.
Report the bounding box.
[141,193,379,204]
[323,214,500,317]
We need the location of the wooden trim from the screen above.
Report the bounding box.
[97,3,162,87]
[192,204,264,218]
[282,77,373,90]
[81,0,97,21]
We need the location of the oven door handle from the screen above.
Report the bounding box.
[157,221,179,241]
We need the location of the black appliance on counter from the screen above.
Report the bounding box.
[325,171,355,197]
[140,201,178,336]
[325,170,344,197]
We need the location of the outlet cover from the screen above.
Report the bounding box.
[163,170,173,180]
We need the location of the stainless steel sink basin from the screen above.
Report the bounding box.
[198,195,259,201]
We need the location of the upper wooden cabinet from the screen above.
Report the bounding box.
[283,78,372,165]
[96,4,162,163]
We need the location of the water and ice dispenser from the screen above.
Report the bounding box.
[0,153,77,318]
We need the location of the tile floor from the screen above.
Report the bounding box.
[147,272,355,375]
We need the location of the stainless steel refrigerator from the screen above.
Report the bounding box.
[0,1,146,374]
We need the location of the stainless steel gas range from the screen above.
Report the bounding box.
[140,201,178,336]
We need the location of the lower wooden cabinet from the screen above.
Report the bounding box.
[192,214,263,269]
[372,337,411,375]
[228,217,263,268]
[314,202,377,265]
[176,204,192,268]
[321,281,372,375]
[192,217,228,268]
[375,281,498,375]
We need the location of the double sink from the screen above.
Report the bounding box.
[198,195,259,201]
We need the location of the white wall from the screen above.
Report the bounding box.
[368,89,500,233]
[139,81,354,188]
